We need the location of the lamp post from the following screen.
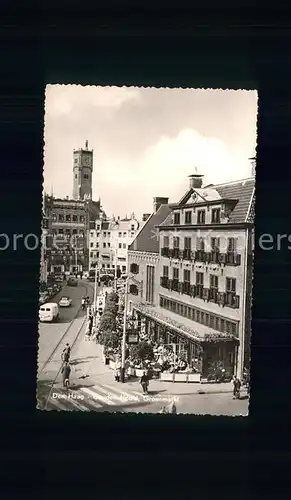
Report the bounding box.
[120,274,142,383]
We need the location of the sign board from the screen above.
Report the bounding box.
[127,333,139,344]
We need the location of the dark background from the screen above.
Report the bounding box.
[0,2,290,498]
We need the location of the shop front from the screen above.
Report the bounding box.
[133,304,238,380]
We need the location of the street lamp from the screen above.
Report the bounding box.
[120,274,142,383]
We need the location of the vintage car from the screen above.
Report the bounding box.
[59,296,72,307]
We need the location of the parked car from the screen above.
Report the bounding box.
[59,296,72,307]
[54,274,64,283]
[39,303,59,322]
[67,277,78,287]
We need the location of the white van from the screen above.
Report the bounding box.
[39,303,59,323]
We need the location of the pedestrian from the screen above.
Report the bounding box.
[61,362,71,387]
[140,371,149,394]
[232,376,241,399]
[62,343,71,363]
[168,400,177,414]
[114,366,121,382]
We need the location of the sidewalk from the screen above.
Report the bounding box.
[71,335,242,397]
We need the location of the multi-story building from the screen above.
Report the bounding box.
[128,171,255,379]
[89,213,142,272]
[127,197,172,307]
[43,140,103,274]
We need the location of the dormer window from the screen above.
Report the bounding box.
[174,212,180,225]
[211,208,221,223]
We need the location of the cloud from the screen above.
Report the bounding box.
[45,85,141,118]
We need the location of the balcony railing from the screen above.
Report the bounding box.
[160,276,169,288]
[162,247,241,267]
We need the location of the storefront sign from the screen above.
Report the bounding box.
[127,333,139,344]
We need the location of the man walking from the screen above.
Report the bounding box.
[232,376,241,399]
[61,362,71,388]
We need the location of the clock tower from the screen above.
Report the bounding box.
[72,140,93,200]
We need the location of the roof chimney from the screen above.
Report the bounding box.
[249,157,256,177]
[188,171,204,189]
[153,197,169,213]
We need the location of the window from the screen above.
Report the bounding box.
[58,228,63,234]
[196,237,205,251]
[123,243,126,248]
[80,216,84,222]
[74,158,78,164]
[118,232,122,237]
[52,215,57,222]
[102,264,105,268]
[210,275,218,289]
[90,252,93,258]
[96,242,99,247]
[84,174,89,180]
[90,232,94,237]
[72,215,78,222]
[184,237,191,250]
[146,265,155,303]
[131,232,134,237]
[123,232,126,236]
[96,232,100,237]
[119,243,122,248]
[103,243,106,248]
[96,252,99,258]
[228,238,237,252]
[103,232,106,237]
[174,212,181,224]
[184,269,191,282]
[210,316,214,328]
[209,274,219,301]
[65,215,71,222]
[131,225,135,231]
[226,277,236,293]
[97,226,100,230]
[163,236,169,247]
[211,208,221,223]
[173,268,179,280]
[58,214,64,222]
[197,210,205,224]
[74,174,78,179]
[163,266,169,277]
[211,237,220,251]
[185,211,192,224]
[108,232,111,237]
[173,237,180,248]
[90,243,93,248]
[130,263,139,274]
[108,243,110,247]
[65,229,70,235]
[196,272,204,286]
[72,229,77,234]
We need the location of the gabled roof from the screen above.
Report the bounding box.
[160,177,255,226]
[214,178,255,223]
[128,204,172,253]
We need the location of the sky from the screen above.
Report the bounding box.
[44,85,257,219]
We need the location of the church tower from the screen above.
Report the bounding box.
[72,140,93,200]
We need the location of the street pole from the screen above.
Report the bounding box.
[114,248,117,293]
[120,277,128,383]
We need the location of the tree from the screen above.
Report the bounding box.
[99,311,116,332]
[99,330,120,350]
[130,341,154,364]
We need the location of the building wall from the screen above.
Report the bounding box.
[158,226,248,377]
[45,197,89,273]
[127,250,160,310]
[89,216,141,272]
